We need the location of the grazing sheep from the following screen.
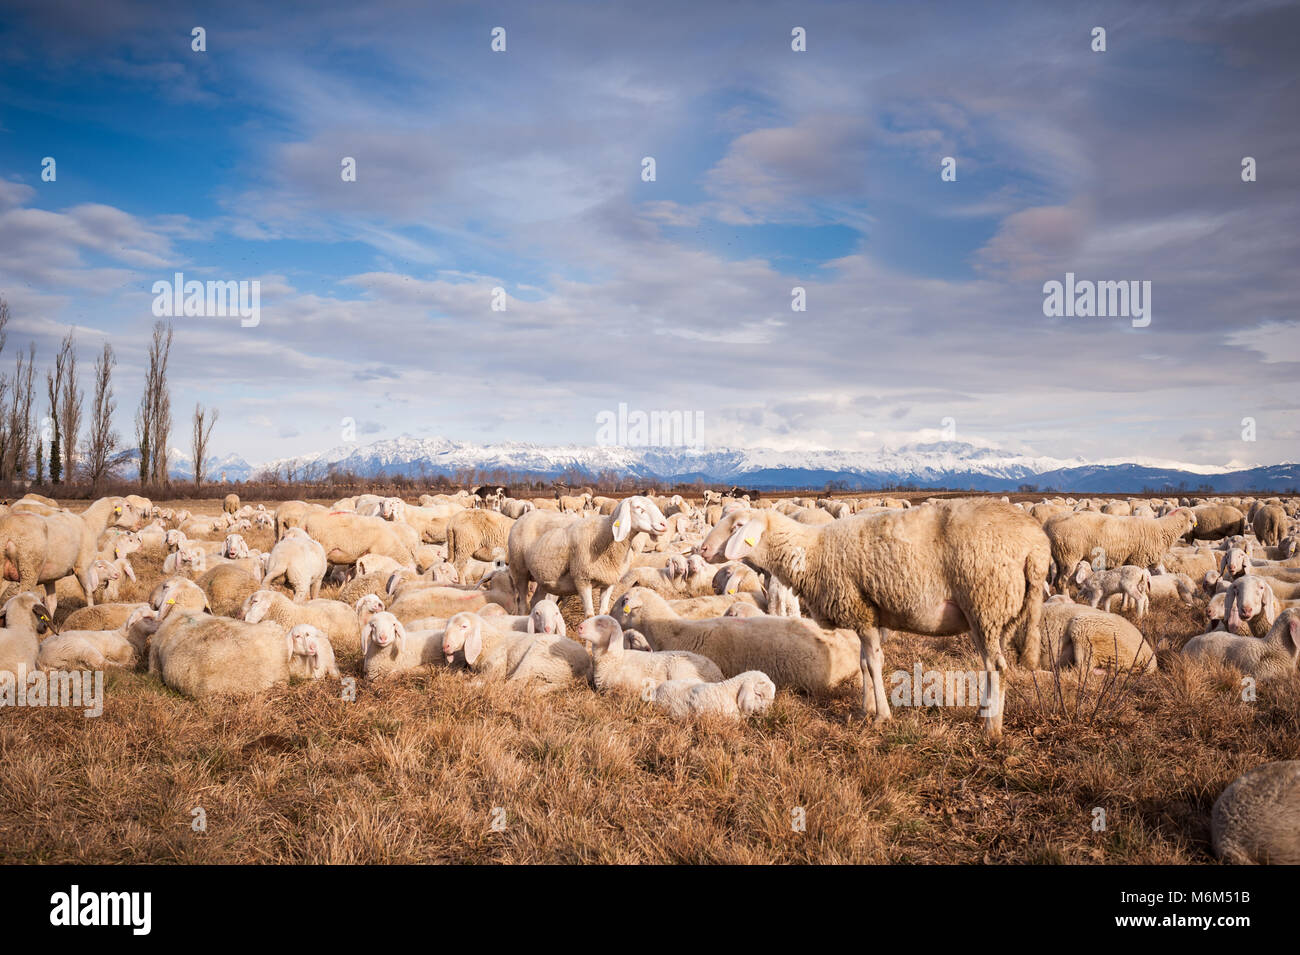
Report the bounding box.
[1038,600,1157,673]
[576,614,723,696]
[1184,609,1300,684]
[439,611,592,690]
[263,534,327,602]
[1212,761,1300,864]
[1074,564,1151,617]
[700,499,1049,738]
[1185,504,1246,541]
[223,493,240,515]
[508,496,669,616]
[445,508,514,577]
[195,564,263,617]
[651,671,776,719]
[0,593,55,680]
[1044,508,1197,589]
[240,589,362,654]
[615,587,859,695]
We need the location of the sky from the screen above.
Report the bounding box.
[0,0,1296,470]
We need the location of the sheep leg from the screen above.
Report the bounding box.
[856,623,890,723]
[579,583,597,618]
[596,584,614,615]
[970,624,1007,740]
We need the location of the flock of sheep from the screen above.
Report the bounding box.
[0,486,1297,863]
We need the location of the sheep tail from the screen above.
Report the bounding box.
[1013,546,1049,669]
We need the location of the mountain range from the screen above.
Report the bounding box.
[145,436,1300,493]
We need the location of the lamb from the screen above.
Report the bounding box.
[445,508,514,577]
[1074,564,1151,618]
[1043,508,1197,589]
[699,499,1050,738]
[1183,609,1300,684]
[615,587,859,695]
[651,671,777,719]
[438,611,592,689]
[0,593,54,681]
[507,496,669,616]
[240,589,362,654]
[149,612,338,697]
[162,543,206,576]
[263,533,327,602]
[359,612,448,680]
[37,607,158,670]
[576,614,723,696]
[1211,761,1300,864]
[1038,600,1157,673]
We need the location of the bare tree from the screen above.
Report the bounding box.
[0,299,9,480]
[136,320,174,487]
[45,331,72,483]
[85,342,119,490]
[191,403,218,486]
[6,343,36,480]
[58,330,81,482]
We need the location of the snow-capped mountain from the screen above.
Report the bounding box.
[213,436,1300,493]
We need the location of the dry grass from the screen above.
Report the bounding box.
[2,500,1297,864]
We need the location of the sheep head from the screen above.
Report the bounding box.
[287,625,339,680]
[700,509,766,563]
[612,496,668,543]
[575,614,620,651]
[441,612,481,664]
[735,672,777,716]
[527,600,565,637]
[241,590,276,624]
[361,612,405,657]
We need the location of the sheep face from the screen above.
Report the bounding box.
[576,614,619,650]
[287,625,339,680]
[699,509,764,563]
[361,613,405,656]
[353,594,385,625]
[223,534,250,559]
[1220,548,1249,579]
[2,593,53,634]
[1227,577,1277,633]
[241,590,276,624]
[612,496,668,542]
[442,612,481,664]
[527,600,566,637]
[736,673,777,716]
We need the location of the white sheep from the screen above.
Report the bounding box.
[263,534,327,602]
[1212,761,1300,864]
[0,593,55,681]
[240,589,362,653]
[1074,563,1151,617]
[507,495,668,616]
[360,611,447,680]
[37,607,158,671]
[1182,608,1299,683]
[651,671,776,719]
[439,611,592,689]
[575,614,722,696]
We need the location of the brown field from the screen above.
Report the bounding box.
[1,497,1296,864]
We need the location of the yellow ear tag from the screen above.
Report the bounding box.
[613,520,620,528]
[744,536,756,546]
[166,598,175,605]
[114,507,121,514]
[727,588,736,595]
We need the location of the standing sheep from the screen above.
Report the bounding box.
[507,496,669,616]
[1253,505,1288,547]
[445,508,514,578]
[223,493,240,515]
[263,534,327,602]
[700,499,1049,739]
[1043,508,1197,590]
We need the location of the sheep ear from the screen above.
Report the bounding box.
[724,520,761,560]
[464,622,483,666]
[87,564,100,593]
[612,500,632,542]
[556,614,567,638]
[1285,615,1300,660]
[285,632,296,663]
[393,621,407,653]
[526,614,536,634]
[360,623,372,656]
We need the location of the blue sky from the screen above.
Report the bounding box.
[0,0,1296,469]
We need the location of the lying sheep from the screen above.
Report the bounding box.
[1146,572,1197,606]
[1223,575,1280,638]
[440,611,592,690]
[263,533,327,602]
[651,671,777,719]
[1212,761,1300,864]
[196,563,263,617]
[615,587,859,695]
[37,607,158,670]
[385,574,514,623]
[0,593,55,680]
[63,601,150,632]
[150,578,212,619]
[360,611,447,680]
[1183,609,1300,683]
[240,589,362,654]
[576,614,723,696]
[148,612,338,697]
[1039,598,1157,673]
